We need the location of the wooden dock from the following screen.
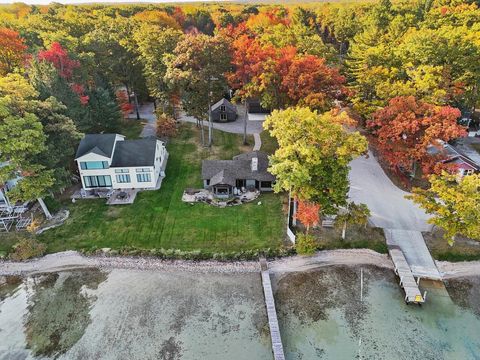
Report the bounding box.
[260,258,286,360]
[389,245,426,304]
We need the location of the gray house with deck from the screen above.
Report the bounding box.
[202,151,275,198]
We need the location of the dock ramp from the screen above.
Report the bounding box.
[389,245,426,304]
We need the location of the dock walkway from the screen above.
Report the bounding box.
[260,259,285,360]
[388,245,425,304]
[384,229,441,280]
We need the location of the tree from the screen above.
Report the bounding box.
[282,55,347,112]
[407,172,480,244]
[38,41,80,80]
[295,201,320,234]
[31,97,82,191]
[81,87,121,133]
[264,107,368,214]
[0,74,54,209]
[335,202,370,240]
[28,59,89,130]
[134,24,183,111]
[368,96,467,177]
[133,10,181,30]
[165,34,231,146]
[116,90,134,117]
[0,27,28,75]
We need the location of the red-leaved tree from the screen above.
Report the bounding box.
[0,28,28,75]
[296,201,321,234]
[368,96,467,177]
[39,42,89,105]
[116,90,134,117]
[38,42,80,79]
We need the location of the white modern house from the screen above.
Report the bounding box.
[75,134,168,193]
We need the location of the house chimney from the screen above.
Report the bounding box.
[251,157,258,172]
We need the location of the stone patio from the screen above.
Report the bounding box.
[182,188,260,207]
[106,189,138,205]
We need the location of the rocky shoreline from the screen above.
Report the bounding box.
[1,249,479,279]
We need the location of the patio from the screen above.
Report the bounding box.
[71,188,138,205]
[182,188,260,207]
[106,189,138,205]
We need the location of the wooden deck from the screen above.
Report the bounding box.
[389,245,426,304]
[260,258,286,360]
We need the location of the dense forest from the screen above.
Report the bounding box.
[0,0,479,205]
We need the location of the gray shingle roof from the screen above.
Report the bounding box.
[211,98,236,113]
[110,139,157,167]
[202,151,275,184]
[75,134,118,159]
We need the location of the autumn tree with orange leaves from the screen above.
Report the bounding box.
[296,201,321,234]
[368,96,467,177]
[0,28,28,75]
[228,36,346,111]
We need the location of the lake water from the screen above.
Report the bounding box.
[273,265,480,360]
[1,265,480,360]
[0,269,272,360]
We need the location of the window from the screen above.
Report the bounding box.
[220,113,227,121]
[80,161,108,170]
[220,105,226,112]
[115,169,129,173]
[260,181,272,188]
[137,173,151,182]
[136,168,151,173]
[116,174,131,183]
[83,175,112,188]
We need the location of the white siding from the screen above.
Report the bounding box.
[76,138,167,191]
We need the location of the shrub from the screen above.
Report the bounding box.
[156,113,178,138]
[10,238,46,261]
[296,234,317,255]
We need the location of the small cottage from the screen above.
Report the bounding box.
[211,98,237,122]
[202,151,275,198]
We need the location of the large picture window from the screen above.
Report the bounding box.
[136,173,151,182]
[83,175,112,188]
[116,174,131,183]
[80,161,109,170]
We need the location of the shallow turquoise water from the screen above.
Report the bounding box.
[274,266,480,360]
[0,269,272,360]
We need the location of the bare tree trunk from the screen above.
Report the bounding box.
[342,221,346,240]
[37,198,52,220]
[243,100,248,145]
[124,83,131,103]
[200,119,205,147]
[133,91,140,120]
[208,103,213,147]
[292,198,298,226]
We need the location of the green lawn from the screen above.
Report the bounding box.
[38,124,285,254]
